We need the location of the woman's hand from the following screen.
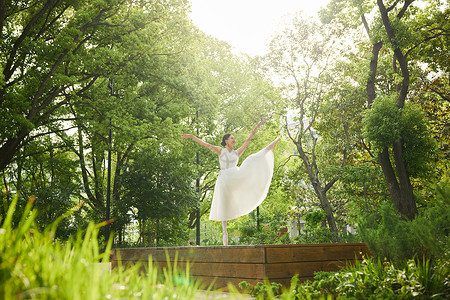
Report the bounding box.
[252,120,265,133]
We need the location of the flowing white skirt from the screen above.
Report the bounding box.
[209,149,274,221]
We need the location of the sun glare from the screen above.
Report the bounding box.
[189,0,331,56]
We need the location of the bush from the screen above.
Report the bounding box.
[238,215,290,245]
[238,281,282,299]
[237,257,449,299]
[291,257,450,299]
[357,180,450,265]
[294,207,360,244]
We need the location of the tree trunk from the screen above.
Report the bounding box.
[296,144,339,234]
[392,141,417,219]
[378,147,402,209]
[367,42,383,107]
[0,128,29,171]
[367,0,418,220]
[76,126,103,209]
[316,186,338,234]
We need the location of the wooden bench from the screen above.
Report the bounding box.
[111,243,370,289]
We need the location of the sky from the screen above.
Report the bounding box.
[189,0,331,56]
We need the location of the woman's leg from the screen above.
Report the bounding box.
[222,221,228,246]
[266,137,281,151]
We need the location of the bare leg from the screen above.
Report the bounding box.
[222,221,228,246]
[266,137,281,151]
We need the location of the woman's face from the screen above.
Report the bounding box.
[225,135,236,147]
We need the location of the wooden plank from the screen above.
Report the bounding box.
[112,246,265,264]
[193,262,264,279]
[265,243,369,263]
[265,260,350,279]
[153,261,265,279]
[171,247,265,264]
[112,243,369,263]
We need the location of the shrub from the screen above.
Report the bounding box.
[291,257,450,299]
[238,280,282,299]
[357,180,450,265]
[294,207,359,244]
[239,257,449,299]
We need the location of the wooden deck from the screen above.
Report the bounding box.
[111,243,370,289]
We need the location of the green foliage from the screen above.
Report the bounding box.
[292,257,450,299]
[358,201,417,264]
[0,0,192,166]
[238,280,282,299]
[120,142,197,246]
[0,197,207,299]
[409,3,449,74]
[357,180,450,265]
[237,255,450,299]
[400,102,437,178]
[303,207,326,227]
[331,164,389,224]
[363,95,401,150]
[1,144,86,239]
[364,97,436,179]
[288,206,358,244]
[238,215,290,245]
[294,208,335,244]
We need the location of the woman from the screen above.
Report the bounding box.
[182,120,280,246]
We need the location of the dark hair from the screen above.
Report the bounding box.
[221,133,231,146]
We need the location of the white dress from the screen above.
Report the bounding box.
[209,148,274,221]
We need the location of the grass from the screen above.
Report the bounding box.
[0,197,232,299]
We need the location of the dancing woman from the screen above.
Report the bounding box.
[182,120,280,246]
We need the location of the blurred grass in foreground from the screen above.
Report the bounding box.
[0,196,226,299]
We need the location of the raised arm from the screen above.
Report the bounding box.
[181,134,222,155]
[237,120,265,156]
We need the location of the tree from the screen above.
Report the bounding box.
[0,0,197,232]
[121,142,196,246]
[320,0,447,220]
[0,0,190,172]
[261,13,356,234]
[0,136,87,236]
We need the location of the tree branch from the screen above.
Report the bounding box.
[361,13,371,39]
[0,0,5,40]
[27,126,78,141]
[405,31,448,58]
[367,41,383,107]
[34,1,70,41]
[3,0,57,83]
[397,0,414,19]
[386,0,401,12]
[324,178,338,193]
[377,0,410,108]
